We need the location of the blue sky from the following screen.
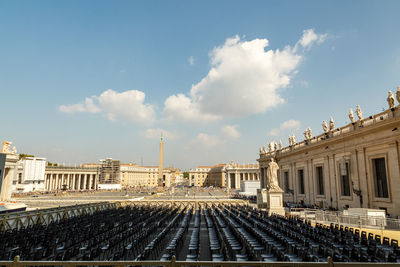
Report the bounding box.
[1,1,400,170]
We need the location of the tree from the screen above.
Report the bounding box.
[19,154,34,160]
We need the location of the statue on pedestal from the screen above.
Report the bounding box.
[397,87,400,104]
[278,140,282,150]
[304,128,312,140]
[266,158,282,192]
[387,91,395,109]
[1,141,12,154]
[349,109,355,123]
[322,121,328,133]
[356,105,363,120]
[268,142,273,152]
[329,117,335,131]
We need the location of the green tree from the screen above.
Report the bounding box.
[19,153,34,160]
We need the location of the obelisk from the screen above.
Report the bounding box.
[157,135,164,187]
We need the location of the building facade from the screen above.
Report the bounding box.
[189,166,213,186]
[258,93,400,217]
[13,157,46,192]
[225,162,260,189]
[189,162,260,188]
[44,165,98,191]
[120,164,181,188]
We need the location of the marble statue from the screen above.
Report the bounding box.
[387,91,395,109]
[11,146,17,154]
[268,142,273,152]
[349,108,355,123]
[397,87,400,104]
[1,141,12,154]
[262,146,267,153]
[356,105,363,120]
[322,121,328,133]
[329,117,335,131]
[266,158,281,191]
[291,135,296,145]
[278,140,282,150]
[304,128,312,140]
[274,142,277,151]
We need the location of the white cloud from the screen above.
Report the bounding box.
[191,133,226,148]
[221,125,241,139]
[163,29,327,123]
[188,56,195,65]
[163,93,221,123]
[59,97,101,114]
[59,89,155,124]
[143,128,180,140]
[268,119,301,136]
[280,119,301,130]
[296,29,328,51]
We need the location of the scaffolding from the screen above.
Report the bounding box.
[99,158,120,184]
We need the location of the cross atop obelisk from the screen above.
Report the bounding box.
[157,133,164,187]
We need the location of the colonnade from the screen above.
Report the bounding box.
[44,172,97,191]
[226,170,260,189]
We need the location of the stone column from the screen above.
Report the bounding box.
[235,173,239,189]
[82,174,87,190]
[77,174,81,190]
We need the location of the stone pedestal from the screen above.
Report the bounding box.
[0,152,19,202]
[257,188,285,216]
[257,189,268,209]
[266,190,285,216]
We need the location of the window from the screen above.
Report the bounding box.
[18,173,22,184]
[284,171,290,193]
[298,169,305,194]
[316,166,324,195]
[341,163,351,196]
[373,158,389,198]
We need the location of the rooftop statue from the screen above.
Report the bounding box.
[291,135,296,145]
[329,117,335,131]
[266,158,281,192]
[388,91,395,109]
[349,108,355,123]
[278,140,283,150]
[322,120,328,133]
[268,142,273,152]
[356,105,363,120]
[274,142,278,151]
[397,87,400,104]
[304,128,312,140]
[1,141,12,154]
[262,146,267,154]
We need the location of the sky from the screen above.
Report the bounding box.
[1,1,400,170]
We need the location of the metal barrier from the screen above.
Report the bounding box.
[1,256,399,267]
[300,209,400,230]
[0,202,117,231]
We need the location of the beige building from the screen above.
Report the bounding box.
[207,164,227,187]
[120,164,181,188]
[258,92,400,216]
[120,164,159,187]
[189,166,213,186]
[189,162,260,188]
